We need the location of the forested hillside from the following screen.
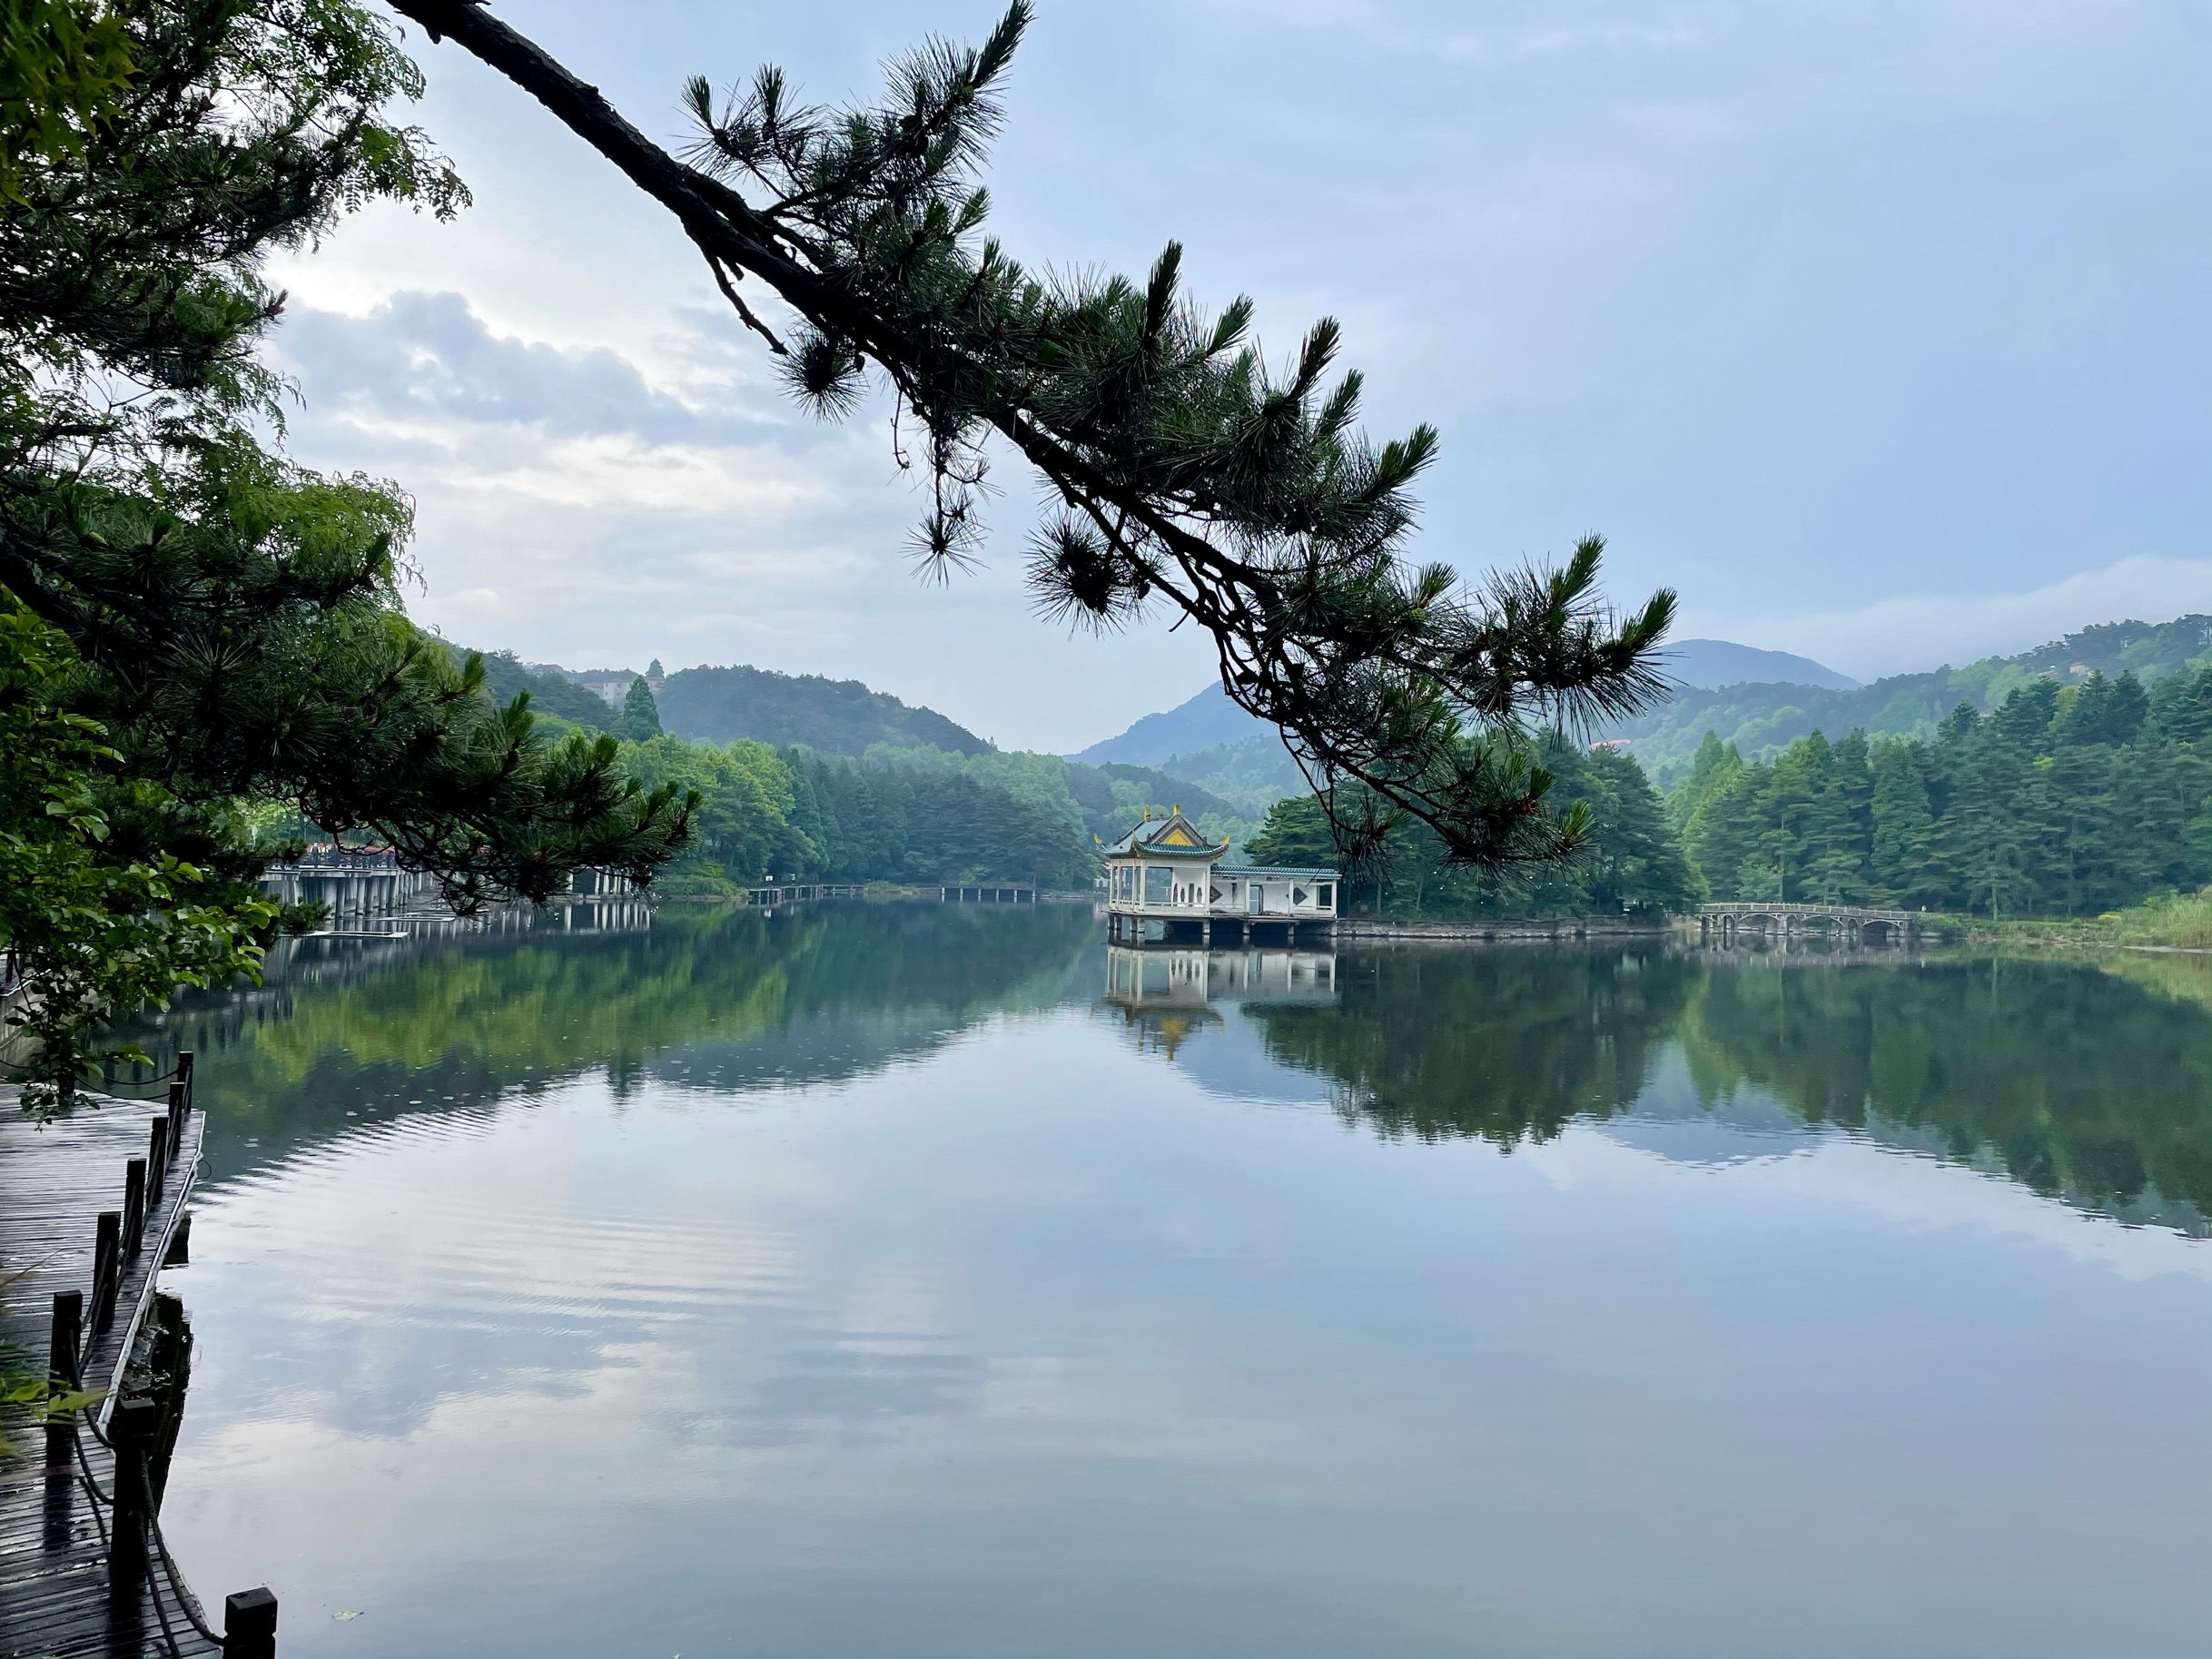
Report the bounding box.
[657,664,992,755]
[1609,614,2212,783]
[457,648,631,729]
[1674,667,2212,916]
[1245,742,1698,920]
[448,646,1269,890]
[596,690,1259,894]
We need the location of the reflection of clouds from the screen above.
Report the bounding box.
[974,1357,1321,1467]
[1526,1113,2212,1287]
[161,1006,2212,1658]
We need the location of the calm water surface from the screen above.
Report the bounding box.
[139,904,2212,1657]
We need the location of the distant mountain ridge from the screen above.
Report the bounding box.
[1071,639,1860,773]
[656,664,991,755]
[1070,684,1268,765]
[1607,614,2212,784]
[455,647,992,757]
[1660,638,1858,691]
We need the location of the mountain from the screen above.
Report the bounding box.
[1071,683,1267,766]
[459,649,630,728]
[1073,639,1854,772]
[1660,638,1857,691]
[656,665,991,755]
[1160,736,1306,815]
[1606,613,2212,785]
[453,648,992,758]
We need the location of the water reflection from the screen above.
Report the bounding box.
[1101,940,2212,1235]
[127,899,1098,1180]
[145,911,2212,1658]
[1099,944,1338,1060]
[123,910,2212,1233]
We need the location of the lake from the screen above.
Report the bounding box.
[142,901,2212,1657]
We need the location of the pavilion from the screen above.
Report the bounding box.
[1101,807,1338,946]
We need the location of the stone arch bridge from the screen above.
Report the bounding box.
[1699,902,1936,948]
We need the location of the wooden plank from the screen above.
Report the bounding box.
[0,1086,223,1658]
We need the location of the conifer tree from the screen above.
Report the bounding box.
[0,2,693,1102]
[388,0,1678,874]
[616,675,664,742]
[1867,742,1940,906]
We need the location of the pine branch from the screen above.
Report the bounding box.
[386,0,1678,869]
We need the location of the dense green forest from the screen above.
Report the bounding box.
[1245,741,1699,920]
[1607,614,2212,783]
[1674,666,2212,916]
[656,663,992,754]
[454,655,1266,892]
[464,650,992,754]
[469,632,2212,923]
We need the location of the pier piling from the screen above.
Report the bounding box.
[224,1586,280,1658]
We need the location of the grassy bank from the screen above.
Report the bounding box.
[1962,888,2212,951]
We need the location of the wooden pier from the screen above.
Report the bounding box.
[0,1064,275,1658]
[744,883,867,907]
[939,883,1035,904]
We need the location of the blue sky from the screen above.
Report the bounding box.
[268,1,2212,752]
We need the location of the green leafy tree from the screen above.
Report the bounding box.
[0,2,693,1101]
[0,601,278,1108]
[0,0,132,198]
[1248,740,1697,918]
[1679,689,2212,918]
[389,0,1677,873]
[619,736,801,892]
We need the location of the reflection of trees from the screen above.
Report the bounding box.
[1247,945,2212,1226]
[1684,961,2212,1221]
[133,904,1096,1178]
[1249,947,1700,1145]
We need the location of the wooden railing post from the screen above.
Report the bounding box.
[123,1158,146,1257]
[49,1290,83,1387]
[108,1397,158,1585]
[177,1050,194,1117]
[147,1114,169,1207]
[224,1585,280,1658]
[45,1290,84,1474]
[169,1078,189,1136]
[92,1210,122,1332]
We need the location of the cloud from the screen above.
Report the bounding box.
[1690,556,2212,680]
[252,289,1219,751]
[275,291,782,449]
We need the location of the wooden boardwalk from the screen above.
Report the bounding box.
[0,1075,251,1658]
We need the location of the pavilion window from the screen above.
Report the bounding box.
[1143,866,1173,904]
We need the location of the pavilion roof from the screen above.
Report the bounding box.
[1100,807,1227,859]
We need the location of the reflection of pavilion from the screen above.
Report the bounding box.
[1101,945,1340,1057]
[1105,945,1338,1008]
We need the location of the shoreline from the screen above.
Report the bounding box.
[1331,918,1670,943]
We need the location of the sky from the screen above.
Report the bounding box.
[266,1,2212,753]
